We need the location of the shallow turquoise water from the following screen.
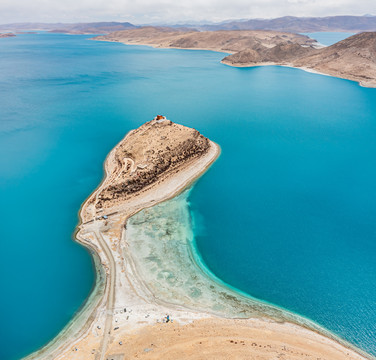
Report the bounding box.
[1,33,376,359]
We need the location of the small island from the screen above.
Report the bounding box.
[0,33,16,38]
[24,117,371,360]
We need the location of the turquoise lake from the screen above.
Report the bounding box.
[303,32,355,45]
[1,33,376,359]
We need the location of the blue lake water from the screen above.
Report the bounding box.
[1,33,376,359]
[304,32,355,45]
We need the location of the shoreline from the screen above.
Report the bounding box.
[220,60,376,88]
[188,223,374,359]
[93,37,376,89]
[23,222,107,360]
[93,37,234,55]
[23,119,374,360]
[23,120,222,360]
[22,129,137,360]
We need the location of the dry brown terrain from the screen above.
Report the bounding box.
[292,32,376,87]
[222,42,315,64]
[94,27,376,87]
[222,32,376,87]
[81,116,212,222]
[94,27,317,53]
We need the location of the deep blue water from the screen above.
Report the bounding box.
[1,33,376,359]
[304,32,355,45]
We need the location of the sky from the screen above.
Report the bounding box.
[0,0,375,24]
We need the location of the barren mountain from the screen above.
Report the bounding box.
[195,15,376,33]
[223,32,376,87]
[94,27,317,53]
[0,22,136,34]
[221,43,316,65]
[293,32,376,87]
[2,15,376,34]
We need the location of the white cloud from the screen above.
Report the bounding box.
[0,0,375,24]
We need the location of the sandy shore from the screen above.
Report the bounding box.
[23,118,373,360]
[221,59,376,87]
[221,60,332,77]
[103,318,369,360]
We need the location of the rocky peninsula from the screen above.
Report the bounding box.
[22,116,373,360]
[223,31,376,88]
[94,28,376,88]
[94,27,318,53]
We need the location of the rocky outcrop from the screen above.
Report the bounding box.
[222,43,316,65]
[95,117,210,210]
[0,33,16,38]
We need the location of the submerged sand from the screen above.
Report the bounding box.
[24,118,372,360]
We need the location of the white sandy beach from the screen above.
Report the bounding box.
[24,118,373,360]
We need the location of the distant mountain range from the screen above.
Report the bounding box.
[1,15,376,35]
[0,22,136,34]
[195,15,376,32]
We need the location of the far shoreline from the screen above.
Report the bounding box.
[92,35,376,89]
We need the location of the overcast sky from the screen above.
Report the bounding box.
[1,0,375,24]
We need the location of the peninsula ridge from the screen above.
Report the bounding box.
[94,28,376,88]
[24,117,372,360]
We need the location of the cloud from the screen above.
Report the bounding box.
[0,0,375,24]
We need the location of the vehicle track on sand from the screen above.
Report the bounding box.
[94,228,116,360]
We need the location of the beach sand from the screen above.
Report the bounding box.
[24,118,373,360]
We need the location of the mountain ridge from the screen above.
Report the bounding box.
[2,15,376,34]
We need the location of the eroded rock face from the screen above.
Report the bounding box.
[95,117,210,210]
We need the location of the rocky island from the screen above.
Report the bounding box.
[23,116,372,360]
[83,116,211,221]
[0,33,15,38]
